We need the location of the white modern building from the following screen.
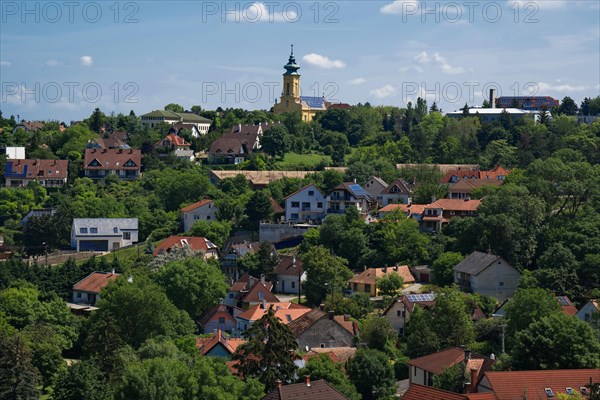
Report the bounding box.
[180,199,217,232]
[71,218,138,252]
[284,184,326,223]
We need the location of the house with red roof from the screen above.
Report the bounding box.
[286,309,358,350]
[83,148,142,180]
[224,273,279,309]
[72,271,120,305]
[196,329,246,358]
[477,369,600,399]
[263,378,349,400]
[197,303,242,334]
[235,302,311,331]
[273,255,306,294]
[408,348,495,389]
[447,179,503,200]
[348,265,415,297]
[153,235,218,259]
[155,133,191,151]
[378,178,414,206]
[180,199,217,232]
[421,199,482,233]
[5,159,68,188]
[576,299,600,326]
[403,384,496,400]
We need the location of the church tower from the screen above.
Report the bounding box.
[274,45,302,114]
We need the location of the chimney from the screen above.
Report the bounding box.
[111,268,115,275]
[262,299,267,309]
[464,349,472,362]
[260,274,265,285]
[469,368,478,393]
[275,380,282,389]
[249,276,255,287]
[292,256,296,267]
[328,310,334,320]
[489,88,496,109]
[353,178,357,184]
[304,375,311,387]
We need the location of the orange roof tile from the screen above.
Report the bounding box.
[403,384,468,400]
[196,329,246,356]
[349,266,414,285]
[153,235,216,256]
[427,199,482,212]
[180,199,213,213]
[73,271,120,294]
[237,303,311,323]
[6,159,69,180]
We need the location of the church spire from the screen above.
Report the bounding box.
[283,44,300,75]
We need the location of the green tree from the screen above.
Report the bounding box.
[298,354,360,400]
[189,219,232,249]
[164,103,185,113]
[300,245,353,306]
[347,349,396,400]
[237,241,279,278]
[512,313,600,370]
[53,360,112,400]
[0,334,40,400]
[376,272,404,298]
[504,288,562,343]
[432,362,465,393]
[83,314,126,378]
[233,306,297,392]
[95,276,194,348]
[22,324,65,390]
[153,257,228,319]
[360,316,398,354]
[261,125,291,159]
[405,306,440,358]
[558,96,578,116]
[245,190,274,230]
[88,107,106,133]
[430,287,475,348]
[432,252,463,286]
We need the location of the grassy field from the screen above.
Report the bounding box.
[274,152,331,170]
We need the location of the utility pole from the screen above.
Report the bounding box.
[501,324,506,354]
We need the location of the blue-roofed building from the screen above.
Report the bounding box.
[71,218,138,252]
[326,182,375,215]
[273,45,343,122]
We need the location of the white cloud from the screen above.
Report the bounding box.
[537,82,588,93]
[411,51,464,74]
[399,65,424,73]
[432,53,465,75]
[349,78,366,85]
[80,56,93,66]
[414,51,430,64]
[509,0,566,9]
[302,53,346,69]
[45,59,62,67]
[0,61,11,66]
[380,0,419,15]
[370,84,397,99]
[225,2,297,22]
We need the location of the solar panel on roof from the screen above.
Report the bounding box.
[557,296,570,306]
[348,184,370,198]
[406,293,436,302]
[300,96,325,108]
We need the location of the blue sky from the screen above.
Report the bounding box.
[1,0,599,121]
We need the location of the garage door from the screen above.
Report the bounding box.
[79,240,109,252]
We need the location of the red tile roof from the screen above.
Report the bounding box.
[270,197,285,214]
[273,255,304,276]
[480,369,600,400]
[5,159,68,180]
[408,348,494,381]
[73,271,120,294]
[84,148,141,170]
[180,199,213,213]
[427,199,482,212]
[156,133,190,147]
[153,236,216,256]
[263,379,349,400]
[196,329,246,356]
[403,384,468,400]
[286,309,358,337]
[237,302,311,323]
[349,266,415,285]
[197,304,237,328]
[240,282,280,304]
[556,295,578,315]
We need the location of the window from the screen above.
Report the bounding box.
[364,284,371,293]
[194,215,200,220]
[123,232,131,240]
[113,227,118,233]
[397,310,405,317]
[291,213,299,220]
[229,293,234,299]
[207,216,211,220]
[291,202,300,208]
[308,190,314,196]
[77,292,81,298]
[414,367,417,377]
[218,317,225,324]
[291,281,296,288]
[258,291,264,299]
[320,343,325,348]
[80,228,88,234]
[499,282,504,287]
[544,388,555,397]
[317,202,323,208]
[566,388,574,396]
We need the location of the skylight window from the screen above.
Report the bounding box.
[580,387,590,395]
[565,387,574,395]
[544,388,555,397]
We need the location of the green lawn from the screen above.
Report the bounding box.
[275,152,331,170]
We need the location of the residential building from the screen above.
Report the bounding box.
[378,178,413,206]
[141,110,212,133]
[86,137,130,150]
[83,148,142,180]
[72,271,120,305]
[349,265,415,297]
[556,295,578,315]
[283,184,326,223]
[196,329,246,358]
[447,179,502,200]
[71,218,138,252]
[421,199,481,233]
[235,302,311,331]
[154,133,191,152]
[446,107,540,123]
[383,293,436,335]
[287,309,358,350]
[576,300,599,324]
[169,123,202,138]
[197,304,242,334]
[208,123,279,164]
[326,182,374,215]
[408,348,495,388]
[263,378,349,400]
[362,177,388,204]
[152,235,218,259]
[305,347,357,364]
[224,273,279,309]
[180,199,217,232]
[453,251,520,301]
[272,46,330,123]
[13,121,44,133]
[2,146,25,160]
[221,241,274,280]
[378,203,425,222]
[477,370,600,399]
[495,96,559,110]
[4,159,68,188]
[403,384,492,400]
[272,255,306,294]
[20,208,56,226]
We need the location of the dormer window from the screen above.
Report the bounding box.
[544,388,554,397]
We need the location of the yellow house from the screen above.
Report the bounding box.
[273,45,328,122]
[349,265,415,297]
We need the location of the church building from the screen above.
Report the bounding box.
[273,45,330,122]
